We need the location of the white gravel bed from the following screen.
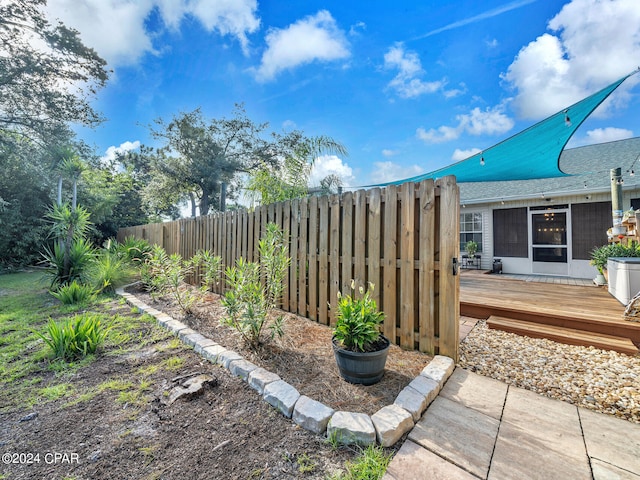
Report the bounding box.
[458,320,640,423]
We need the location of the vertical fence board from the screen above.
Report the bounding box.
[383,185,398,343]
[341,192,354,296]
[318,196,329,325]
[419,180,436,353]
[308,196,319,321]
[354,190,367,289]
[282,201,291,311]
[367,188,382,307]
[329,194,341,326]
[400,183,415,349]
[298,198,308,318]
[289,199,299,312]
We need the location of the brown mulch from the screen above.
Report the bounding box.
[130,284,434,415]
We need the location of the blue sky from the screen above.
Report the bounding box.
[48,0,640,190]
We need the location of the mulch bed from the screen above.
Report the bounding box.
[129,284,434,414]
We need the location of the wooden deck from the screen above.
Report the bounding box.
[460,271,640,354]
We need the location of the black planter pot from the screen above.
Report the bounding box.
[332,335,391,385]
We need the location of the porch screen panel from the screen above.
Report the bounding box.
[571,201,611,260]
[493,207,528,257]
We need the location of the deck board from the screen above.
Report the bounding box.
[487,316,639,355]
[460,272,640,345]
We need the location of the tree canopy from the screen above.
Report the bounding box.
[0,0,109,146]
[140,105,348,215]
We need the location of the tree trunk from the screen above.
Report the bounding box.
[72,178,77,211]
[199,190,210,216]
[57,176,63,206]
[189,192,197,218]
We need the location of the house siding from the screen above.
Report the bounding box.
[461,187,640,278]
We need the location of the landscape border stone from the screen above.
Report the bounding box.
[116,286,456,447]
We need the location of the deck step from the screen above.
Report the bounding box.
[486,316,639,356]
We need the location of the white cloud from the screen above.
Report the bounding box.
[382,149,398,157]
[452,148,482,161]
[502,0,640,119]
[254,10,350,82]
[309,155,355,187]
[486,38,499,48]
[46,0,260,66]
[183,0,260,53]
[384,43,443,98]
[369,161,423,184]
[443,83,467,99]
[416,105,514,144]
[349,21,366,36]
[585,127,633,144]
[101,140,141,164]
[416,125,461,144]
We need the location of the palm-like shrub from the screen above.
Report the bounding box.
[41,238,95,288]
[111,236,153,264]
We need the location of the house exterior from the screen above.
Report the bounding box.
[458,136,640,279]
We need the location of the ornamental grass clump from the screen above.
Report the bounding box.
[37,313,110,361]
[50,280,96,305]
[333,281,385,353]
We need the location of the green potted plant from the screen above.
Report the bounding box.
[465,240,478,258]
[590,245,609,285]
[332,281,390,385]
[590,241,640,285]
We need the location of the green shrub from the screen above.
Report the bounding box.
[162,253,200,314]
[590,241,640,273]
[333,281,385,352]
[86,250,134,294]
[41,238,95,288]
[191,249,222,292]
[37,313,110,361]
[50,280,97,305]
[221,223,290,347]
[113,236,153,264]
[139,245,171,296]
[140,246,199,313]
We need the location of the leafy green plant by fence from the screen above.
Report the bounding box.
[222,223,291,347]
[333,281,385,352]
[139,246,220,314]
[191,249,222,293]
[86,250,135,294]
[37,313,110,361]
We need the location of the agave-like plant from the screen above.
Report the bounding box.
[41,238,95,288]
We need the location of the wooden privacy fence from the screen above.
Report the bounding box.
[118,176,460,360]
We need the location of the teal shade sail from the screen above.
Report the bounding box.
[378,70,638,185]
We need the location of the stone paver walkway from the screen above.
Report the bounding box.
[384,367,640,480]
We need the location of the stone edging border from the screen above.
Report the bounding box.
[116,286,455,447]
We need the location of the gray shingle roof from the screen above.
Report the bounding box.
[459,136,640,203]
